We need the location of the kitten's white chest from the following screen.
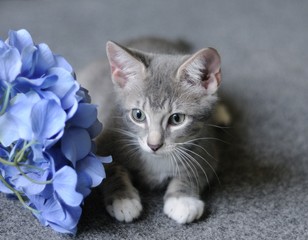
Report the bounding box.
[137,153,176,187]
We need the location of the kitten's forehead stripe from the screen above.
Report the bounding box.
[147,95,170,111]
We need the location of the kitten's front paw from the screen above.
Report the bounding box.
[164,196,204,224]
[106,198,143,223]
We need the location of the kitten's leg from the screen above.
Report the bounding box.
[102,164,142,222]
[163,178,204,224]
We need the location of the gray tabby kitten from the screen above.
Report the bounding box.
[78,38,225,224]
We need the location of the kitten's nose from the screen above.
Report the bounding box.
[147,143,163,152]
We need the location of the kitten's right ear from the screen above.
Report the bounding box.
[176,48,221,95]
[106,41,145,88]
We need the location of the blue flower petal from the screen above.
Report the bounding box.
[7,29,34,53]
[37,90,61,106]
[48,219,77,235]
[98,155,113,164]
[28,195,51,225]
[14,170,48,195]
[29,195,69,230]
[34,43,56,77]
[46,67,79,110]
[0,92,40,146]
[46,68,76,98]
[62,82,79,109]
[44,130,64,149]
[16,74,57,89]
[0,167,14,193]
[87,119,103,139]
[31,143,47,162]
[65,98,78,120]
[31,99,66,142]
[54,55,73,73]
[53,166,83,207]
[0,146,9,158]
[76,154,106,187]
[0,47,22,83]
[0,181,13,194]
[0,40,9,54]
[47,204,81,235]
[76,87,91,104]
[61,128,91,165]
[42,197,65,220]
[37,195,81,234]
[76,171,92,198]
[0,113,22,147]
[20,45,36,76]
[3,164,20,181]
[69,103,97,128]
[46,146,66,172]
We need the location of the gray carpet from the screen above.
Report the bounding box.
[1,0,307,239]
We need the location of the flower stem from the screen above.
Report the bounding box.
[0,84,12,116]
[14,140,35,164]
[16,165,53,185]
[0,157,16,166]
[0,156,53,185]
[0,174,39,213]
[1,140,53,213]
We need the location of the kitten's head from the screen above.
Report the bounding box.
[106,41,221,155]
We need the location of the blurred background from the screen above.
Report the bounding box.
[1,0,307,73]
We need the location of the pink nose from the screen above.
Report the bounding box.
[147,143,163,152]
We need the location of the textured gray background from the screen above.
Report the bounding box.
[0,0,307,239]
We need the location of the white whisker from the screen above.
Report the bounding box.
[110,127,141,158]
[181,137,230,145]
[205,123,231,129]
[174,148,200,188]
[177,145,220,185]
[169,151,180,179]
[179,142,217,162]
[176,147,210,187]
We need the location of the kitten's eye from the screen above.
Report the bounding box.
[131,109,146,122]
[168,113,185,126]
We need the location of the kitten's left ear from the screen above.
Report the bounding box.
[106,41,145,88]
[176,48,221,95]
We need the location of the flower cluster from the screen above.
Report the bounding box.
[0,29,110,234]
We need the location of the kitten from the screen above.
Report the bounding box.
[78,38,224,224]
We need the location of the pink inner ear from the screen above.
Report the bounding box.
[201,69,221,88]
[201,70,221,94]
[112,67,127,88]
[201,74,215,89]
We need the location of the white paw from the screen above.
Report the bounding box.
[164,196,204,224]
[106,198,143,223]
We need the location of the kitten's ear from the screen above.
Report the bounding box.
[106,41,145,88]
[176,48,221,95]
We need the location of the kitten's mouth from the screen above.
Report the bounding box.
[148,144,163,153]
[138,138,165,155]
[144,146,163,155]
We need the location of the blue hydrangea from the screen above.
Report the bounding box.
[0,29,111,235]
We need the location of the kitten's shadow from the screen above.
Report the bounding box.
[206,90,289,200]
